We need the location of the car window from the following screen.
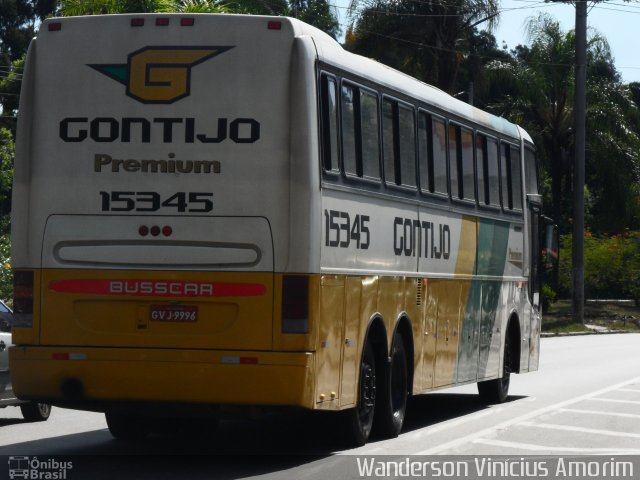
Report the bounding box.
[0,302,8,313]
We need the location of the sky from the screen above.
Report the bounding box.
[333,0,640,84]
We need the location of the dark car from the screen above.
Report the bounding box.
[0,300,52,421]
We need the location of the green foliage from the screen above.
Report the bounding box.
[541,283,556,314]
[345,0,502,94]
[0,128,14,216]
[0,220,10,304]
[289,0,340,39]
[58,0,233,15]
[57,0,340,37]
[558,232,640,302]
[1,1,57,131]
[1,49,27,132]
[481,14,640,236]
[0,128,13,302]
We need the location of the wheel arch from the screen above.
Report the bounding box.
[362,314,388,376]
[506,312,521,374]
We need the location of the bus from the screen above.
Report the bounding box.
[10,13,547,445]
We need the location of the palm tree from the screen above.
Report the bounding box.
[482,13,640,234]
[345,0,500,94]
[58,0,340,39]
[58,0,228,15]
[483,14,575,227]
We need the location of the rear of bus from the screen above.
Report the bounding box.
[10,14,323,414]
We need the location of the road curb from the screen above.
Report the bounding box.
[541,329,634,337]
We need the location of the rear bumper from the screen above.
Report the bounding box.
[10,346,315,410]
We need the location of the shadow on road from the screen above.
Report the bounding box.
[0,393,528,479]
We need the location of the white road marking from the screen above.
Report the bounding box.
[519,421,640,439]
[414,375,640,455]
[558,408,640,419]
[618,388,640,393]
[350,403,514,454]
[472,438,640,454]
[588,398,640,405]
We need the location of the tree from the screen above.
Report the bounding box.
[58,0,229,15]
[0,128,13,218]
[344,0,500,94]
[0,128,13,302]
[480,13,640,235]
[290,0,340,39]
[481,14,575,229]
[58,0,340,38]
[1,1,56,131]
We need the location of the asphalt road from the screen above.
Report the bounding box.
[0,333,639,479]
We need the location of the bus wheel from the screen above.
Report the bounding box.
[377,334,408,438]
[20,402,51,422]
[345,341,377,446]
[478,332,512,404]
[105,411,150,441]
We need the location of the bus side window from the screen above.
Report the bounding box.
[418,111,432,193]
[383,98,416,188]
[510,145,523,210]
[449,123,460,199]
[398,104,416,188]
[477,134,488,204]
[524,146,539,195]
[487,137,500,207]
[360,89,380,180]
[432,117,448,195]
[461,126,475,202]
[320,74,339,174]
[341,83,358,176]
[501,142,512,209]
[382,99,396,184]
[477,134,501,207]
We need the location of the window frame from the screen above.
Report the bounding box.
[476,130,502,212]
[338,79,383,186]
[448,120,477,205]
[381,94,418,193]
[319,71,341,177]
[417,108,450,201]
[499,140,524,213]
[316,64,524,220]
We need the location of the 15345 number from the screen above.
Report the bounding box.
[324,209,370,249]
[100,191,213,213]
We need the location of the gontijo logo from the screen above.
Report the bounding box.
[89,46,233,104]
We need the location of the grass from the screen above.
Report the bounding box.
[542,299,640,334]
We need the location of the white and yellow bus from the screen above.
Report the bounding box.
[10,14,546,445]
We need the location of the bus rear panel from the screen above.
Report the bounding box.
[11,14,320,409]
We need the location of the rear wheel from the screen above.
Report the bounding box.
[20,402,51,422]
[345,341,377,446]
[478,331,512,404]
[377,334,408,438]
[105,411,150,441]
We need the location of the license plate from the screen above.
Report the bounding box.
[150,305,198,322]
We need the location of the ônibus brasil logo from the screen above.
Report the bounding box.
[89,46,233,104]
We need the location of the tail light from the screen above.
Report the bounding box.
[13,270,34,327]
[281,275,309,334]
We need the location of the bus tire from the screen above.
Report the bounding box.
[377,334,408,438]
[20,402,51,422]
[345,341,377,446]
[477,332,512,404]
[105,411,150,441]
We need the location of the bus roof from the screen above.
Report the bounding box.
[285,16,523,141]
